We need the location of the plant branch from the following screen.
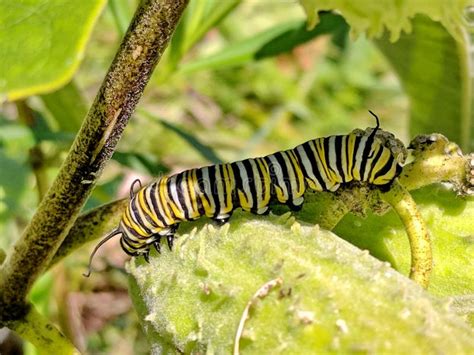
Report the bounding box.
[0,0,188,326]
[7,304,78,354]
[381,180,432,288]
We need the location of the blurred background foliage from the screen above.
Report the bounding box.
[0,0,473,353]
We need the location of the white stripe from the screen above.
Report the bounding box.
[236,161,253,207]
[295,145,323,190]
[180,171,195,218]
[353,135,368,180]
[281,152,297,196]
[328,136,342,181]
[268,154,288,199]
[144,185,163,228]
[201,167,216,212]
[155,179,173,225]
[309,140,332,187]
[340,136,349,181]
[249,159,262,208]
[169,175,183,212]
[215,165,226,213]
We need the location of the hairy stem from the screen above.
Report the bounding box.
[7,305,78,354]
[0,0,188,326]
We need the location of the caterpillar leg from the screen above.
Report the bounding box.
[166,235,174,250]
[287,196,304,211]
[143,249,150,263]
[213,212,233,226]
[153,240,161,254]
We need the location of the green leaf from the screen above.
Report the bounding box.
[139,110,223,164]
[40,80,88,133]
[113,151,170,176]
[179,13,348,74]
[0,0,107,101]
[129,213,474,352]
[255,13,348,60]
[376,15,472,151]
[108,0,134,37]
[327,185,474,299]
[298,0,467,41]
[168,0,240,66]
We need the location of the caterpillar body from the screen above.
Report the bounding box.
[84,112,403,276]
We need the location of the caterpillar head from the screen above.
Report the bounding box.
[83,179,152,277]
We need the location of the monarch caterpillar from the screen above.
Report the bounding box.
[84,111,403,276]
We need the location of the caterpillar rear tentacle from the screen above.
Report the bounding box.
[85,111,404,276]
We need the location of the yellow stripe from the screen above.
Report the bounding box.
[288,150,305,195]
[158,178,175,222]
[187,169,199,218]
[138,189,162,227]
[313,139,332,182]
[222,164,234,213]
[256,158,271,205]
[346,134,356,179]
[124,207,148,237]
[370,147,391,182]
[197,169,214,217]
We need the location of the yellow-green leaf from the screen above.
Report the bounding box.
[0,0,106,101]
[298,0,467,42]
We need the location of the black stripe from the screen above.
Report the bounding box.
[287,150,302,193]
[230,162,244,207]
[206,165,220,217]
[196,167,214,215]
[345,135,351,177]
[242,159,258,210]
[139,189,160,229]
[373,156,395,181]
[216,164,230,215]
[193,169,206,216]
[150,182,167,226]
[256,158,268,203]
[301,142,328,190]
[292,147,310,182]
[271,152,291,200]
[323,137,336,178]
[123,221,146,240]
[359,134,376,181]
[334,135,346,182]
[130,198,152,235]
[165,178,178,220]
[175,172,189,220]
[120,237,141,255]
[219,164,234,210]
[351,135,361,177]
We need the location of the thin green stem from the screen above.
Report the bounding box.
[381,181,432,288]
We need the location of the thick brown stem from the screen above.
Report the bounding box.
[0,0,188,325]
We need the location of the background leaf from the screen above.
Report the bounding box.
[376,15,473,151]
[0,0,107,101]
[180,13,348,74]
[298,0,467,41]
